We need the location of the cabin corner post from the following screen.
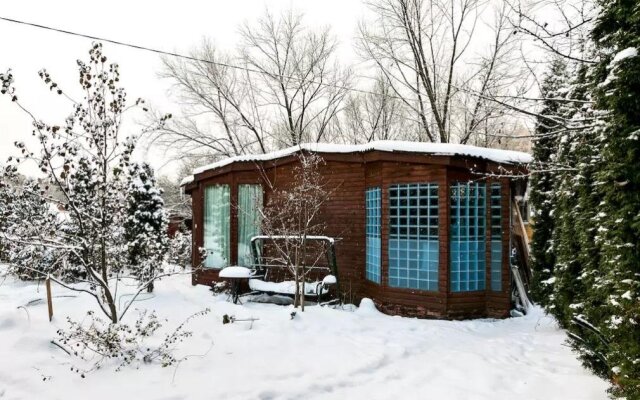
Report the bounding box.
[192,185,204,286]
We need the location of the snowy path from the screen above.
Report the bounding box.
[0,271,608,400]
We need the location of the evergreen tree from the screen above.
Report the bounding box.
[63,156,100,280]
[124,162,169,292]
[0,177,62,279]
[554,59,611,377]
[542,1,640,395]
[589,0,640,395]
[529,57,569,306]
[548,63,586,326]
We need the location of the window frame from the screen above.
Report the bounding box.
[489,183,502,291]
[365,187,382,284]
[237,184,263,267]
[203,184,231,269]
[388,183,439,291]
[450,181,487,292]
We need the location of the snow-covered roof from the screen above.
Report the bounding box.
[181,141,532,186]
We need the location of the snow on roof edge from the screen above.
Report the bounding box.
[180,141,532,186]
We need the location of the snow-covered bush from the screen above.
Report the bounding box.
[56,308,210,374]
[0,177,74,280]
[168,231,192,268]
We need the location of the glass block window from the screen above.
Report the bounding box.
[389,184,439,291]
[365,187,382,283]
[450,182,486,292]
[490,183,502,291]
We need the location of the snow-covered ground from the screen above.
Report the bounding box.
[0,268,608,400]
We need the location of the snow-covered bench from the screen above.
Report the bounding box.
[219,265,337,304]
[219,235,338,303]
[248,274,337,297]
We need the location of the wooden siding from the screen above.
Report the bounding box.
[187,151,521,319]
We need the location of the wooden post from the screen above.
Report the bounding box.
[46,276,53,322]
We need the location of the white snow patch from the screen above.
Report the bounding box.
[219,266,253,279]
[0,265,608,400]
[609,315,623,327]
[355,298,382,316]
[181,141,532,186]
[612,47,638,64]
[249,279,329,295]
[322,274,337,285]
[542,276,556,285]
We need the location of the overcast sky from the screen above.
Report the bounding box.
[0,0,366,178]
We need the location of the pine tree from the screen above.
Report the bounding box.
[63,156,100,280]
[124,162,169,292]
[529,57,569,306]
[589,0,640,395]
[0,177,62,279]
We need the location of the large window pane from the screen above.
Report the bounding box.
[450,182,486,292]
[389,183,439,291]
[204,185,230,268]
[490,183,502,291]
[365,187,382,283]
[238,184,263,266]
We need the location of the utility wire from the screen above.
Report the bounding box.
[0,15,540,140]
[0,15,384,98]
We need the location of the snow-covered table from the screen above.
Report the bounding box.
[219,266,253,304]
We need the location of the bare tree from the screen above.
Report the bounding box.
[148,40,268,164]
[151,8,352,163]
[258,152,333,311]
[157,175,192,216]
[337,74,416,143]
[506,0,596,64]
[239,9,352,147]
[358,0,526,144]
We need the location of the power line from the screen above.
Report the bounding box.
[0,15,385,98]
[0,14,537,138]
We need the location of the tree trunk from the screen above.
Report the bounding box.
[103,288,118,323]
[293,265,300,308]
[300,268,305,312]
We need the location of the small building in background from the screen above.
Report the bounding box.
[167,213,192,238]
[181,141,531,319]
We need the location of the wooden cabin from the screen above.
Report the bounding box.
[181,141,531,319]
